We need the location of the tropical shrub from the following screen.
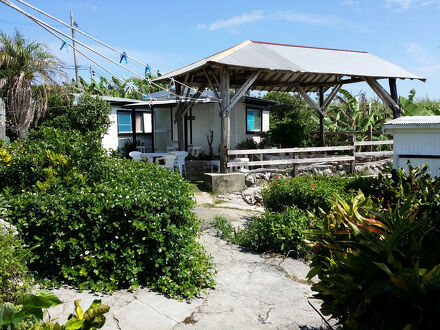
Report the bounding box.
[0,227,33,305]
[306,166,440,329]
[214,205,313,258]
[262,175,354,213]
[0,291,109,330]
[6,158,214,299]
[263,92,316,148]
[1,95,215,300]
[39,94,111,140]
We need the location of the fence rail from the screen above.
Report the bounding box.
[227,139,393,174]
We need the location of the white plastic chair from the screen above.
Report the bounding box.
[129,151,142,162]
[156,154,177,172]
[170,151,188,176]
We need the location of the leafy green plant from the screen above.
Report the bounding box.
[0,225,33,305]
[262,174,354,213]
[306,167,440,329]
[6,159,215,300]
[40,94,112,140]
[0,291,109,330]
[263,92,316,148]
[214,206,313,258]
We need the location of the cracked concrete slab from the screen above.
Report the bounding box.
[45,197,326,329]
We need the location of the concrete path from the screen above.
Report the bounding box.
[46,192,326,329]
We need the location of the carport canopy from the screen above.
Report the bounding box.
[153,40,425,173]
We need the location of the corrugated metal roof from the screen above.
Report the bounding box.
[383,116,440,130]
[153,40,424,92]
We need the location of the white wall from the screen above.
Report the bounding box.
[102,106,118,150]
[392,128,440,177]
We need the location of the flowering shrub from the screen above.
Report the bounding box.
[0,96,215,300]
[214,206,312,257]
[262,174,377,213]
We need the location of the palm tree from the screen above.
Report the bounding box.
[0,30,65,140]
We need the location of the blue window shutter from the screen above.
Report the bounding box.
[247,110,254,131]
[118,113,132,133]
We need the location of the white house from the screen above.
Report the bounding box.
[383,116,440,177]
[101,92,272,155]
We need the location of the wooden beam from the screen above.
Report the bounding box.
[220,67,230,173]
[319,87,325,147]
[203,68,220,100]
[295,86,323,116]
[389,78,400,118]
[175,82,208,121]
[175,83,185,151]
[321,83,342,110]
[223,70,262,116]
[364,77,404,117]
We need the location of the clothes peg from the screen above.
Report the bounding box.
[145,65,151,76]
[59,39,68,51]
[119,51,127,64]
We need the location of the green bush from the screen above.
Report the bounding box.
[1,96,215,300]
[306,166,440,329]
[262,175,353,213]
[0,228,33,305]
[214,206,313,258]
[39,94,111,140]
[6,159,214,299]
[0,197,32,305]
[0,127,102,194]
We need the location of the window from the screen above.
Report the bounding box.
[118,111,152,134]
[117,112,132,133]
[246,108,262,133]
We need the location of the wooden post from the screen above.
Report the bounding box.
[350,135,356,174]
[220,67,230,173]
[319,87,325,147]
[389,78,399,118]
[292,153,298,177]
[0,99,5,141]
[367,125,373,152]
[131,108,137,149]
[175,84,185,151]
[70,11,79,87]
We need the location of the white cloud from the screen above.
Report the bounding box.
[405,42,440,77]
[386,0,439,10]
[198,10,264,31]
[339,0,355,5]
[198,10,353,31]
[270,11,346,27]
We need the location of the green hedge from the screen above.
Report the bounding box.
[262,174,378,213]
[1,105,215,300]
[6,158,214,299]
[214,205,313,258]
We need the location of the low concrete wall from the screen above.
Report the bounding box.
[204,173,245,193]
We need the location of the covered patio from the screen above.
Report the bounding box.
[153,40,425,173]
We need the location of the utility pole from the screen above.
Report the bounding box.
[70,11,79,86]
[89,65,93,80]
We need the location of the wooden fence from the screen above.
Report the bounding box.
[227,138,393,174]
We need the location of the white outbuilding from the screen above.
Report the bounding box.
[383,116,440,177]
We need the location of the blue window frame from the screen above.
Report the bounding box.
[246,108,262,133]
[118,112,132,133]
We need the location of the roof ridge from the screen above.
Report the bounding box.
[250,40,368,54]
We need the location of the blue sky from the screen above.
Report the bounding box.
[1,0,439,99]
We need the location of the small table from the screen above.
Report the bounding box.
[140,152,168,163]
[136,146,146,153]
